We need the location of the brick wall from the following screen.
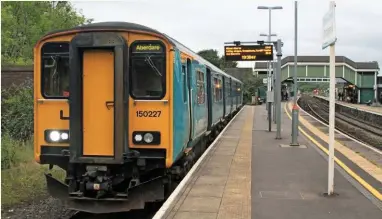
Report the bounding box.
[1,65,33,89]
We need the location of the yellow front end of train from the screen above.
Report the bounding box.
[33,23,175,213]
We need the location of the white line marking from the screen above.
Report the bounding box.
[152,106,246,219]
[298,103,382,155]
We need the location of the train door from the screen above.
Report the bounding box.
[82,50,115,156]
[235,82,238,108]
[222,77,226,117]
[225,78,231,116]
[236,82,239,107]
[181,63,191,148]
[206,68,213,130]
[190,65,208,139]
[186,59,193,140]
[69,32,127,164]
[229,78,233,113]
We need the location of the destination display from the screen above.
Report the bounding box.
[224,45,273,61]
[132,42,164,53]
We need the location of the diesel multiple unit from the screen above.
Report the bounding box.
[34,22,243,213]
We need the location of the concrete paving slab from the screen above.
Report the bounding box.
[251,103,382,219]
[188,184,225,198]
[172,212,217,219]
[178,196,221,212]
[161,107,254,219]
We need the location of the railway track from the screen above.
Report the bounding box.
[298,95,382,151]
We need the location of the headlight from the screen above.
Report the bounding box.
[132,131,160,145]
[144,133,154,143]
[49,131,60,142]
[44,130,69,143]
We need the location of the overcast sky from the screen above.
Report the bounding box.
[72,0,381,75]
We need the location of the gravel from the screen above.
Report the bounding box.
[1,196,76,219]
[1,196,161,219]
[299,95,382,150]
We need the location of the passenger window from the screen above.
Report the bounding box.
[182,65,187,102]
[214,77,222,102]
[41,42,70,98]
[236,83,240,96]
[213,78,218,101]
[225,82,230,98]
[218,79,222,101]
[197,71,205,104]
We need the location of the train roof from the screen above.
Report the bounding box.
[43,21,243,84]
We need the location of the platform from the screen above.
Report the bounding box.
[316,95,382,115]
[156,106,253,219]
[155,103,382,219]
[252,102,381,219]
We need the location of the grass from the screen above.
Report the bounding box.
[1,135,66,207]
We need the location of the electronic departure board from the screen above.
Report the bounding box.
[224,45,273,61]
[132,42,164,53]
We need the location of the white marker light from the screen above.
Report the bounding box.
[61,132,69,140]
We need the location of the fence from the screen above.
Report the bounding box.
[1,65,33,89]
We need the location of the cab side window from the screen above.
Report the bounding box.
[41,42,70,98]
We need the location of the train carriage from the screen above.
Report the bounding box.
[34,22,243,213]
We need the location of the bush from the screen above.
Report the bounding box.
[1,79,34,141]
[1,133,33,169]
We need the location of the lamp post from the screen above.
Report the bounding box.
[290,1,300,146]
[257,5,283,131]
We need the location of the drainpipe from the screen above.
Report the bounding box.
[374,71,377,103]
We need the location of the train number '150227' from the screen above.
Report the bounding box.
[136,110,161,117]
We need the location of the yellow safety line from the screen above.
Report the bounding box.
[284,103,382,201]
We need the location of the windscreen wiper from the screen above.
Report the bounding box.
[144,55,162,77]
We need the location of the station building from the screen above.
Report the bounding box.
[253,56,380,104]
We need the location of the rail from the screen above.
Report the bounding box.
[299,95,382,151]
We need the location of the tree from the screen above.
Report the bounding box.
[219,55,237,71]
[197,49,221,68]
[242,72,263,103]
[197,49,238,71]
[1,1,93,65]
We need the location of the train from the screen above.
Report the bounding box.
[256,86,266,104]
[33,22,243,213]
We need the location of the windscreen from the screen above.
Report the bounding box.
[130,41,166,99]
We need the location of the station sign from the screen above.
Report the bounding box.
[224,45,273,61]
[322,2,337,49]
